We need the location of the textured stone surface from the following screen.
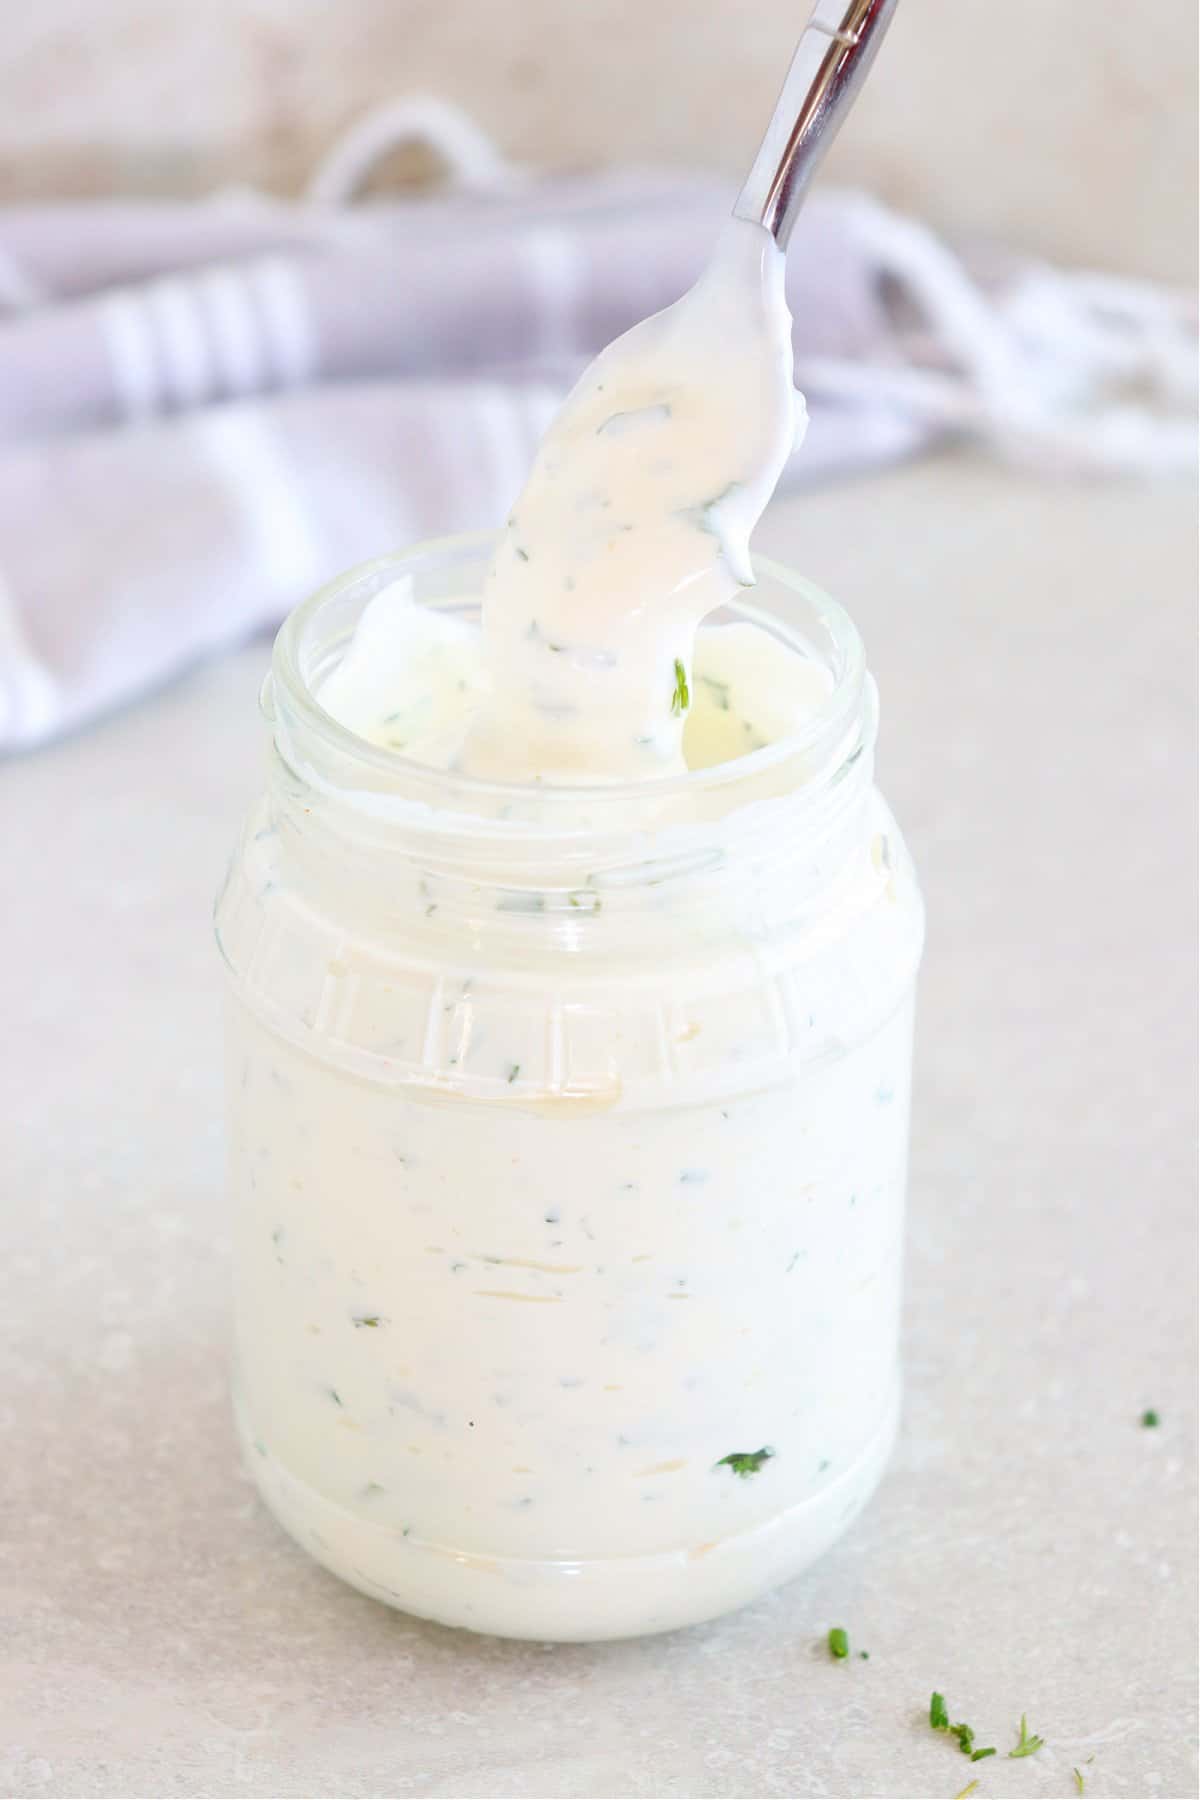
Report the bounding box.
[1,454,1196,1797]
[0,1,1196,282]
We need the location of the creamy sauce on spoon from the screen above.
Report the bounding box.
[321,218,802,780]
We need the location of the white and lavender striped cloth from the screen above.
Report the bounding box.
[0,100,1192,749]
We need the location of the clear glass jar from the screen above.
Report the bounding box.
[215,532,924,1641]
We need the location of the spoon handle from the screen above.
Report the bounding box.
[734,0,899,249]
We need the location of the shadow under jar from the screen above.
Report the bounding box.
[214,532,924,1641]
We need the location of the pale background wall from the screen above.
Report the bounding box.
[1,0,1196,282]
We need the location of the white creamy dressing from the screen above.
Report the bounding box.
[227,213,923,1639]
[319,218,805,779]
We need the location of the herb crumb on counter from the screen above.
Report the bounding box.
[1007,1714,1044,1759]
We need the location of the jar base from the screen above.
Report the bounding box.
[234,1382,900,1642]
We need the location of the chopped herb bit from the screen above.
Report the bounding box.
[328,1389,343,1407]
[524,617,565,652]
[352,1315,383,1328]
[1008,1714,1043,1760]
[514,546,530,561]
[1141,1408,1160,1427]
[953,1782,979,1800]
[670,658,689,717]
[858,1650,870,1661]
[1073,1769,1085,1795]
[507,1063,520,1084]
[828,1627,849,1659]
[699,673,732,711]
[930,1693,993,1762]
[716,1447,774,1478]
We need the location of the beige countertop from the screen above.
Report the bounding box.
[3,453,1196,1799]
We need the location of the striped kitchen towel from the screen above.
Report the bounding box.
[0,98,1192,749]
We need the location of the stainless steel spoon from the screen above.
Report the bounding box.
[734,0,899,249]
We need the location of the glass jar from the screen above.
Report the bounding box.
[215,532,924,1642]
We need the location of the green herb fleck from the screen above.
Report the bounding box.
[1008,1714,1044,1760]
[699,673,732,711]
[1141,1408,1160,1427]
[352,1315,382,1328]
[497,892,546,914]
[1074,1768,1085,1795]
[930,1694,994,1763]
[828,1627,849,1659]
[715,1447,774,1479]
[953,1782,979,1800]
[514,545,530,562]
[507,1063,520,1084]
[670,658,690,717]
[328,1388,343,1407]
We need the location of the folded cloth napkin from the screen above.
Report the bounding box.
[0,97,1193,749]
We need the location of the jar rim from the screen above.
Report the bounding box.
[269,529,869,822]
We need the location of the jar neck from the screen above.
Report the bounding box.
[257,536,880,957]
[262,688,878,960]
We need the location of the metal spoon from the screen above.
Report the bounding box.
[734,0,899,249]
